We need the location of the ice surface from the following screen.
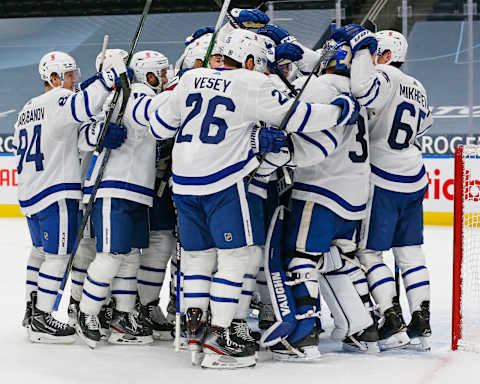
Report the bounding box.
[1,219,479,383]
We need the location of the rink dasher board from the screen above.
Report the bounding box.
[0,154,460,225]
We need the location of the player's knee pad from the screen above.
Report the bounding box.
[216,246,250,282]
[319,271,372,341]
[393,246,430,312]
[87,252,123,284]
[143,230,176,263]
[356,248,383,268]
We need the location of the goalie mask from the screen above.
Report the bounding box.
[375,30,408,64]
[222,29,270,73]
[95,48,128,72]
[131,50,169,91]
[39,51,80,87]
[321,40,352,76]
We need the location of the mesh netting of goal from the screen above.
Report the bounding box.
[453,145,480,352]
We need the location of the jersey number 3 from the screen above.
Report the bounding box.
[177,93,236,144]
[17,124,45,174]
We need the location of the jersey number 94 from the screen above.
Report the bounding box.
[17,124,45,174]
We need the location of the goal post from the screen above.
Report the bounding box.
[452,144,480,351]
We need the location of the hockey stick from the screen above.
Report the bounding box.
[202,0,232,67]
[174,224,182,352]
[53,0,153,311]
[98,35,110,72]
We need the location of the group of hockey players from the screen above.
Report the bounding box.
[15,7,433,369]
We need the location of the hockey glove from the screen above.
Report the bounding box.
[100,66,134,91]
[331,93,360,126]
[185,26,215,46]
[257,24,296,45]
[251,124,288,154]
[100,122,127,150]
[256,148,293,178]
[332,24,378,55]
[229,8,270,29]
[273,42,304,64]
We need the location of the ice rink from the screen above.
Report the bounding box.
[1,218,478,383]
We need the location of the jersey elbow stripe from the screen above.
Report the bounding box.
[144,98,152,122]
[363,82,381,107]
[70,94,81,123]
[150,125,164,140]
[293,182,366,212]
[283,101,300,131]
[297,103,311,132]
[83,90,93,118]
[155,110,177,131]
[357,78,380,100]
[296,132,329,158]
[133,96,148,127]
[323,130,338,148]
[371,164,426,183]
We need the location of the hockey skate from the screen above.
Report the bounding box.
[201,326,256,369]
[230,319,259,351]
[185,308,206,366]
[378,306,410,351]
[108,309,153,345]
[76,310,102,349]
[22,294,33,329]
[406,301,431,351]
[98,299,114,340]
[343,323,380,353]
[138,299,174,341]
[29,292,76,344]
[271,327,321,361]
[67,296,79,327]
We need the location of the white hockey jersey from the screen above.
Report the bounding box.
[81,83,157,207]
[148,67,343,196]
[14,82,110,216]
[290,74,371,220]
[351,50,433,193]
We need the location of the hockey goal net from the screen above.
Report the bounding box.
[453,144,480,351]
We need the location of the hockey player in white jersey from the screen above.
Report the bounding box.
[75,49,157,348]
[258,40,376,359]
[144,28,358,368]
[15,50,125,343]
[128,49,177,340]
[333,25,433,349]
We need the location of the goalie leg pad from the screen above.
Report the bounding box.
[183,248,217,321]
[138,230,176,305]
[36,253,69,313]
[80,252,122,315]
[71,238,96,302]
[210,246,250,328]
[25,246,45,302]
[261,206,298,347]
[319,268,372,341]
[357,248,396,314]
[234,245,263,320]
[112,248,140,312]
[393,245,430,313]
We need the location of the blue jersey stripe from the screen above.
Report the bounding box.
[210,296,239,303]
[358,78,379,99]
[353,278,368,285]
[323,130,338,148]
[139,265,166,273]
[38,272,63,282]
[71,93,81,123]
[366,263,386,275]
[38,287,57,295]
[294,182,366,212]
[406,281,429,292]
[241,290,254,296]
[83,90,93,118]
[155,110,177,131]
[133,95,147,127]
[26,280,37,286]
[371,164,426,183]
[370,276,395,291]
[150,125,163,140]
[19,183,82,208]
[183,275,211,281]
[144,99,152,122]
[27,265,40,272]
[82,289,106,301]
[184,292,210,298]
[172,151,256,186]
[111,290,137,295]
[72,266,87,273]
[296,132,328,158]
[284,101,300,131]
[297,103,311,132]
[363,84,381,107]
[71,279,83,286]
[137,280,162,287]
[84,180,154,197]
[86,275,109,288]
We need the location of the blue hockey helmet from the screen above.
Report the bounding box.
[321,39,352,76]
